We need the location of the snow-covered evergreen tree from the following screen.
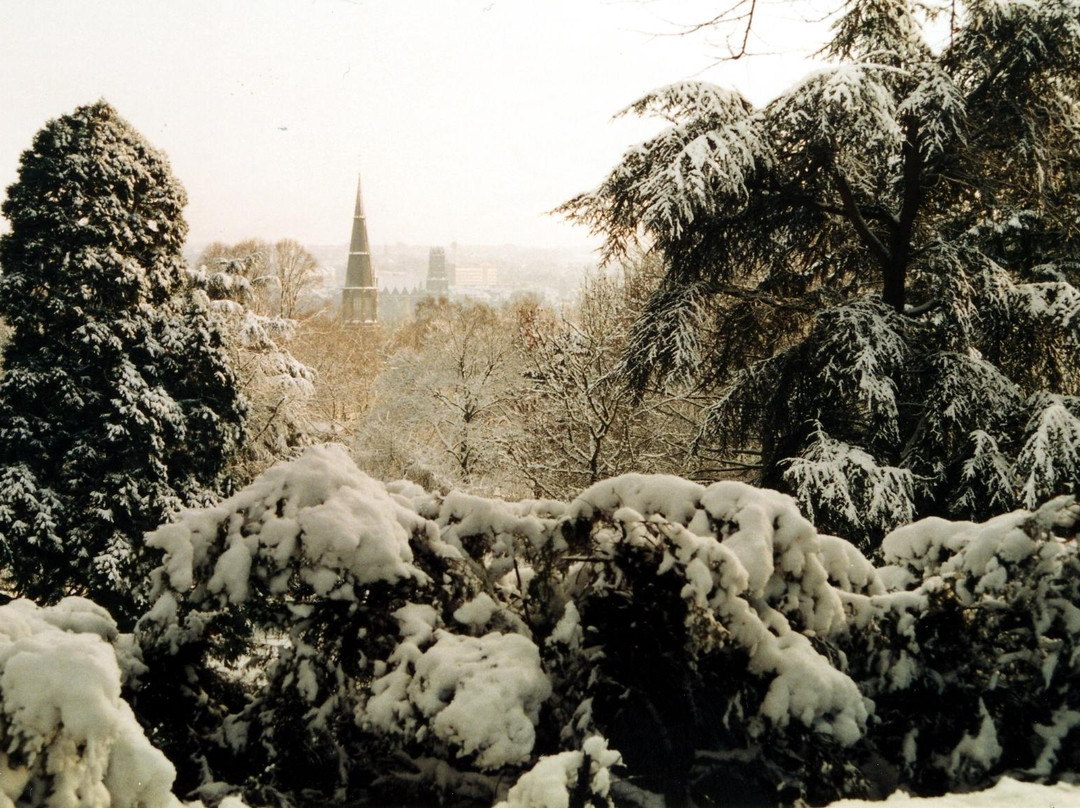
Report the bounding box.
[0,101,246,622]
[562,0,1080,547]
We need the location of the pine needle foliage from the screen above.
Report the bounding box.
[0,101,246,621]
[561,0,1080,547]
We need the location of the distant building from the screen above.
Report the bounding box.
[454,266,499,287]
[427,247,449,295]
[341,175,378,324]
[379,284,425,322]
[379,245,453,322]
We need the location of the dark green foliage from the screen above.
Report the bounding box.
[562,0,1080,548]
[0,100,245,622]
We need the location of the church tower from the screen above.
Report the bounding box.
[342,174,378,323]
[426,247,449,295]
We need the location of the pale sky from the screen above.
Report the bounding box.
[0,0,828,252]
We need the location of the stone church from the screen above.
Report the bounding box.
[341,174,450,324]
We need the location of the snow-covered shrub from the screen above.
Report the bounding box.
[135,443,473,802]
[549,475,877,805]
[135,444,573,805]
[844,495,1080,796]
[0,598,185,808]
[128,441,1080,806]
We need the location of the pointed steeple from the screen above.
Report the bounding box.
[342,174,378,323]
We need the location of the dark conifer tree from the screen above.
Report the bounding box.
[0,100,246,621]
[562,0,1080,548]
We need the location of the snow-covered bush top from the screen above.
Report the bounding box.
[567,474,876,745]
[145,444,454,613]
[0,598,184,808]
[881,495,1080,597]
[570,474,882,607]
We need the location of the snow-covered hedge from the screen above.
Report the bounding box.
[118,445,1080,806]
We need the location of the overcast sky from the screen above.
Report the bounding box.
[0,0,828,252]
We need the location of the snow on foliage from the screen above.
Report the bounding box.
[772,65,902,185]
[364,624,551,769]
[495,736,621,808]
[850,495,1080,791]
[0,101,245,621]
[130,443,1080,806]
[135,445,560,804]
[0,598,184,808]
[567,475,871,746]
[144,443,440,624]
[195,254,317,483]
[1014,395,1080,509]
[561,0,1080,550]
[575,81,769,250]
[784,427,916,539]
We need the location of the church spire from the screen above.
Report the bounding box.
[342,173,378,323]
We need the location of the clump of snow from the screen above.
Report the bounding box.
[34,595,118,640]
[880,496,1079,601]
[440,491,565,549]
[363,627,552,770]
[568,473,705,528]
[141,444,459,649]
[495,735,622,808]
[547,601,582,649]
[1032,708,1080,776]
[818,533,884,595]
[0,598,184,808]
[882,516,975,580]
[948,701,1002,780]
[454,593,498,628]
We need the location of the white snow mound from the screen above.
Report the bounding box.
[0,598,183,808]
[365,629,552,770]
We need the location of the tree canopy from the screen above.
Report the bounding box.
[562,0,1080,546]
[0,100,246,620]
